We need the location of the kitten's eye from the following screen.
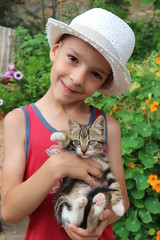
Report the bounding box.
[73,140,81,146]
[68,55,78,63]
[88,140,96,145]
[92,72,102,80]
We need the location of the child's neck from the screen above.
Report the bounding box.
[35,87,91,126]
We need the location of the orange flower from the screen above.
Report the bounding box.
[152,180,160,193]
[157,231,160,237]
[141,107,146,115]
[156,235,160,240]
[156,57,160,65]
[149,102,159,112]
[147,174,158,186]
[113,106,118,111]
[145,97,151,107]
[156,71,160,77]
[129,162,135,169]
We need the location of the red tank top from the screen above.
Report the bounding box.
[22,104,114,240]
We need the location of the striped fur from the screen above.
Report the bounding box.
[51,116,124,232]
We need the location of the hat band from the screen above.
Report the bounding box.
[70,24,120,60]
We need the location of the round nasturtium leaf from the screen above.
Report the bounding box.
[144,197,160,214]
[134,172,149,190]
[131,189,145,199]
[139,209,152,223]
[126,179,134,190]
[125,215,141,232]
[145,142,158,154]
[152,127,160,140]
[136,122,152,137]
[138,150,155,168]
[148,228,156,236]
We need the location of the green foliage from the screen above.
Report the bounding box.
[0,26,51,113]
[86,53,160,239]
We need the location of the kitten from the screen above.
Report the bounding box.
[50,115,124,232]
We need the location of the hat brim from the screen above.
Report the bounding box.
[46,18,131,95]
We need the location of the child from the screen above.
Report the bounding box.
[1,8,135,240]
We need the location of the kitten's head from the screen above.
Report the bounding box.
[68,115,106,158]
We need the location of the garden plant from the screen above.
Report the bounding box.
[0,0,160,239]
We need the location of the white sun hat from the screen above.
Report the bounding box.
[46,8,135,95]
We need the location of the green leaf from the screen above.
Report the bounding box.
[133,172,149,190]
[148,228,156,236]
[131,189,145,199]
[139,209,152,223]
[152,127,160,140]
[126,179,134,189]
[145,142,158,154]
[136,122,152,137]
[138,150,155,168]
[133,137,144,149]
[134,199,144,209]
[114,221,129,237]
[125,215,141,232]
[125,169,134,179]
[145,197,160,214]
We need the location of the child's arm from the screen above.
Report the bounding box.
[1,108,102,224]
[64,115,129,239]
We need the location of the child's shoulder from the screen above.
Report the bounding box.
[4,107,25,129]
[106,114,121,135]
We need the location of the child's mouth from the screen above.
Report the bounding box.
[61,80,79,94]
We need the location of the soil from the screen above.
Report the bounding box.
[0,116,28,240]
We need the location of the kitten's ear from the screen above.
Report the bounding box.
[92,115,105,135]
[68,117,79,134]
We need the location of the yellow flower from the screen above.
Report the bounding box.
[128,64,135,73]
[152,180,160,193]
[147,174,158,186]
[149,102,159,112]
[156,71,160,77]
[113,106,118,111]
[141,107,146,115]
[156,57,160,65]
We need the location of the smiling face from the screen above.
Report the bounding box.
[50,35,112,104]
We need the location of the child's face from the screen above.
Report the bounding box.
[50,35,112,104]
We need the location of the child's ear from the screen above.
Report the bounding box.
[50,43,60,61]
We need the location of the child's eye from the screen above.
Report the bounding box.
[92,71,102,80]
[68,55,78,63]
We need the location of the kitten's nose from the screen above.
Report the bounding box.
[81,148,87,156]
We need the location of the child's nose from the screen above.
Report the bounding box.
[70,67,86,85]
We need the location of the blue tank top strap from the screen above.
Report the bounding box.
[20,106,30,157]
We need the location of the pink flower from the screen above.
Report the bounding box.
[8,62,15,71]
[5,71,14,78]
[13,71,23,80]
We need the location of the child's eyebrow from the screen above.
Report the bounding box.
[67,48,110,76]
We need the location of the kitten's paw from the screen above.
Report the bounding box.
[112,199,125,216]
[75,197,88,209]
[93,193,106,207]
[50,132,66,142]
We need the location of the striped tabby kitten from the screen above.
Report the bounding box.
[50,115,124,232]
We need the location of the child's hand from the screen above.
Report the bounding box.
[63,209,113,239]
[51,151,102,187]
